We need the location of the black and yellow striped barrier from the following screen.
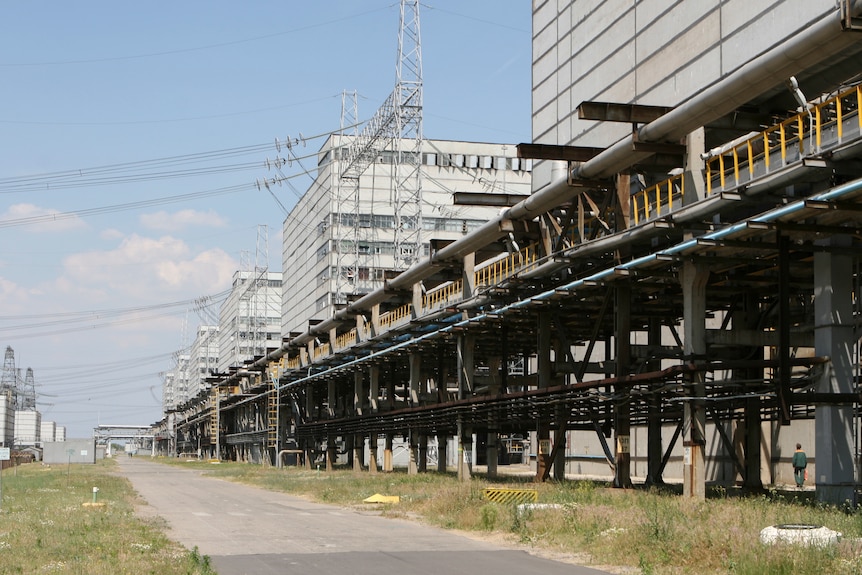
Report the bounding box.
[482,487,538,505]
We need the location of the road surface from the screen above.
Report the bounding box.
[116,456,613,575]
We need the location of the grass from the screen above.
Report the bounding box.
[161,458,862,575]
[0,459,215,575]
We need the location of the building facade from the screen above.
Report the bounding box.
[281,137,533,336]
[217,270,283,374]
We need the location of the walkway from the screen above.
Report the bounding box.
[116,456,613,575]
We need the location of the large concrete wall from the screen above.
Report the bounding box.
[531,0,836,185]
[43,439,98,465]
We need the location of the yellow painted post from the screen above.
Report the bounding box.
[780,123,786,165]
[732,147,739,185]
[816,106,822,150]
[747,140,754,176]
[763,133,770,169]
[837,97,843,141]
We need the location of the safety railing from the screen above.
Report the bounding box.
[706,84,861,194]
[632,174,685,225]
[475,242,540,288]
[377,303,413,332]
[313,342,331,360]
[333,328,357,351]
[423,279,463,311]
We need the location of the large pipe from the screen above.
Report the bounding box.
[287,3,862,350]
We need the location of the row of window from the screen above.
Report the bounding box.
[321,215,485,235]
[320,147,533,173]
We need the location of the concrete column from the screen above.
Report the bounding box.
[354,371,364,416]
[418,434,428,473]
[457,334,475,397]
[368,433,379,473]
[683,128,706,206]
[408,431,419,475]
[437,435,448,472]
[384,434,394,472]
[409,353,421,406]
[369,365,380,412]
[681,261,709,500]
[327,381,336,418]
[486,430,498,477]
[457,425,472,481]
[536,311,552,481]
[353,435,363,471]
[814,247,856,505]
[326,436,336,472]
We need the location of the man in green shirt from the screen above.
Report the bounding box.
[792,443,808,489]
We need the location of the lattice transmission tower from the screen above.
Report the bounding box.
[334,0,423,304]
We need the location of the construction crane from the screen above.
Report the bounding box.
[334,0,423,304]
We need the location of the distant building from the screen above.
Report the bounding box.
[54,426,66,442]
[281,137,532,335]
[40,421,57,443]
[14,410,40,447]
[217,270,282,374]
[188,325,219,398]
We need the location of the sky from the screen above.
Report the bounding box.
[0,2,532,438]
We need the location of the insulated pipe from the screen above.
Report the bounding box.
[286,4,861,351]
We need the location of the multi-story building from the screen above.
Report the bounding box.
[187,325,219,399]
[281,136,533,335]
[217,270,283,374]
[40,421,56,444]
[55,426,66,442]
[13,410,40,447]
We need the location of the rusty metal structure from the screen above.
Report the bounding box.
[158,2,862,504]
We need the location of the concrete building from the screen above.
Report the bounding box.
[55,426,66,442]
[40,421,57,444]
[281,137,533,335]
[0,390,13,448]
[13,410,40,447]
[187,325,219,399]
[217,270,283,374]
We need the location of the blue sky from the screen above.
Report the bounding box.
[0,2,532,438]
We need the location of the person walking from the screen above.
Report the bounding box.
[792,443,808,489]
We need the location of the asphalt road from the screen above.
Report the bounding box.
[116,456,613,575]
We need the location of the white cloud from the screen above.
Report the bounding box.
[61,234,237,300]
[0,203,87,233]
[140,209,227,232]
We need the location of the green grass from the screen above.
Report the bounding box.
[0,459,215,575]
[161,459,862,575]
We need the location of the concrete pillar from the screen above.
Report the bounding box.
[327,381,336,418]
[683,128,706,206]
[458,334,475,397]
[408,432,419,475]
[536,311,552,481]
[814,247,856,505]
[353,435,363,472]
[326,436,336,472]
[437,435,448,472]
[486,430,498,478]
[369,365,380,412]
[368,433,379,473]
[458,425,472,481]
[409,353,421,406]
[354,371,364,416]
[384,434,394,472]
[418,434,428,473]
[681,261,709,500]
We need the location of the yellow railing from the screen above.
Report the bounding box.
[474,242,540,288]
[632,174,685,225]
[706,84,861,194]
[378,303,413,332]
[334,328,357,351]
[423,279,463,310]
[313,342,330,360]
